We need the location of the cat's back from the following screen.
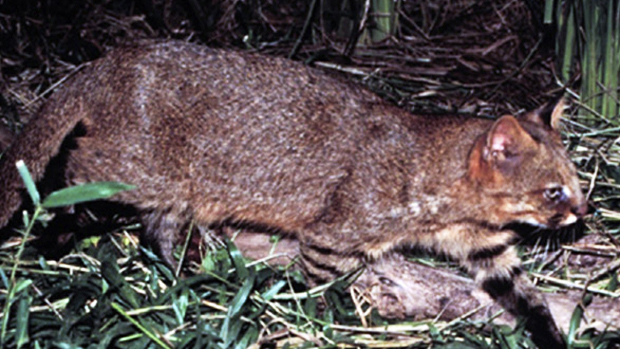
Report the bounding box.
[51,41,428,227]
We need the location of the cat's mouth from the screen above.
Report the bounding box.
[521,211,582,230]
[548,201,589,228]
[504,220,586,248]
[512,201,588,230]
[547,213,573,229]
[549,212,581,228]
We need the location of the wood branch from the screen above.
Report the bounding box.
[357,254,620,332]
[223,229,620,332]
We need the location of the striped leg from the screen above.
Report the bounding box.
[299,240,363,286]
[141,209,187,269]
[465,240,565,349]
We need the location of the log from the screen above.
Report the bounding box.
[220,229,620,332]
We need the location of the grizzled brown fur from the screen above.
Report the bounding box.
[0,41,586,348]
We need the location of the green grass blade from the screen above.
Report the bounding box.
[228,270,255,318]
[544,0,555,24]
[101,260,140,309]
[15,160,40,206]
[567,294,592,346]
[13,279,32,294]
[227,240,248,281]
[172,288,189,325]
[0,268,7,289]
[261,279,286,301]
[42,182,135,208]
[111,302,172,349]
[16,294,31,349]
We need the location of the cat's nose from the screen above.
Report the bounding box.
[571,202,588,218]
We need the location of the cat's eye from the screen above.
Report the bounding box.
[544,186,564,202]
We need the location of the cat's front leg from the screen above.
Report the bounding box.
[464,237,565,349]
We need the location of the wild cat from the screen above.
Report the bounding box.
[0,41,586,348]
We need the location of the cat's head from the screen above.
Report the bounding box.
[468,98,587,229]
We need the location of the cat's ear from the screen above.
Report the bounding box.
[483,115,537,165]
[520,97,565,130]
[468,115,537,182]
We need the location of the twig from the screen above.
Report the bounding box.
[531,272,620,297]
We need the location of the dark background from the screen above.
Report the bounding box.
[0,0,560,131]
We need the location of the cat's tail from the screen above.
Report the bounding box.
[0,91,86,229]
